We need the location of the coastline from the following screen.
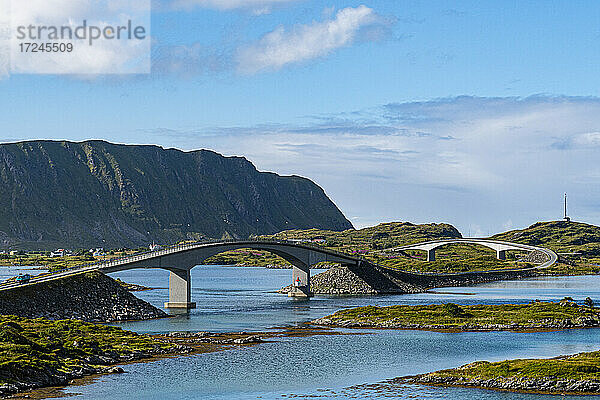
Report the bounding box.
[400,348,600,395]
[2,326,351,399]
[312,302,600,332]
[401,375,600,396]
[1,268,599,398]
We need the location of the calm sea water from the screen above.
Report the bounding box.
[4,266,600,399]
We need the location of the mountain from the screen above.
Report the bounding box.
[0,140,352,249]
[491,221,600,256]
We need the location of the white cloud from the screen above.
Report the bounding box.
[573,132,600,147]
[142,96,600,233]
[6,0,150,76]
[236,5,384,74]
[170,0,296,13]
[9,0,93,24]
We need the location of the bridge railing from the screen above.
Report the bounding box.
[0,236,557,289]
[0,238,367,287]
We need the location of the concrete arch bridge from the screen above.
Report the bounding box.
[0,240,364,309]
[0,238,557,308]
[388,238,557,267]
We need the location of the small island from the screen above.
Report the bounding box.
[0,315,275,396]
[313,299,600,331]
[403,350,600,394]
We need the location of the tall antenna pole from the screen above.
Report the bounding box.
[563,193,570,222]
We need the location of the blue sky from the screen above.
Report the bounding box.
[1,0,600,235]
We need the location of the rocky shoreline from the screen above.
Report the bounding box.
[313,316,600,331]
[401,374,600,394]
[0,340,189,397]
[311,301,600,332]
[0,330,270,398]
[6,326,341,399]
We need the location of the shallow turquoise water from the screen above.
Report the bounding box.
[35,266,600,399]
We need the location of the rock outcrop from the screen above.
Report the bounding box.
[0,272,166,322]
[281,263,537,295]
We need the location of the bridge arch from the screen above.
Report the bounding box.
[390,238,555,263]
[99,241,360,309]
[0,239,558,309]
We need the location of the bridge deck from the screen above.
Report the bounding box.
[0,238,558,292]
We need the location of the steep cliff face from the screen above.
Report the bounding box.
[0,140,352,249]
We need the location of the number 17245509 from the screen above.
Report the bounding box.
[19,42,74,53]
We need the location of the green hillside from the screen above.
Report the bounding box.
[492,221,600,256]
[491,220,600,275]
[207,220,600,274]
[0,140,352,249]
[262,221,461,248]
[206,221,467,269]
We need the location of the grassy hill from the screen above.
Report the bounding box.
[492,221,600,256]
[491,220,600,275]
[264,221,461,249]
[205,221,511,272]
[207,220,600,274]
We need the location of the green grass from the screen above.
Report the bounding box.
[0,315,174,384]
[321,301,600,329]
[257,221,461,253]
[492,221,600,256]
[430,350,600,381]
[205,224,535,273]
[204,248,293,267]
[368,244,532,273]
[538,260,600,276]
[207,221,600,275]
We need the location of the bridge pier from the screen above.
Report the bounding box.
[164,268,196,309]
[289,266,313,298]
[427,249,436,262]
[496,250,506,260]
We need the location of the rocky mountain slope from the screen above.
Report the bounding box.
[0,140,352,249]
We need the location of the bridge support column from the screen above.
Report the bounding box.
[164,269,196,309]
[289,266,313,298]
[496,250,506,260]
[427,249,436,262]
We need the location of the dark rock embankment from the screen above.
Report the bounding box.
[0,271,166,322]
[281,263,537,295]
